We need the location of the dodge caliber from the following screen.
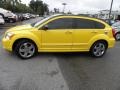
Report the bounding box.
[2,14,115,59]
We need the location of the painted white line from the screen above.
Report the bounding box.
[37,57,69,90]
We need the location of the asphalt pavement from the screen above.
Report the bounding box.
[0,17,120,90]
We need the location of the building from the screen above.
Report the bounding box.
[97,10,120,20]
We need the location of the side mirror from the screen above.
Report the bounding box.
[41,25,49,30]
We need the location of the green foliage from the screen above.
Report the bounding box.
[29,0,49,15]
[0,0,49,14]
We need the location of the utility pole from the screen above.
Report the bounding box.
[62,3,67,13]
[109,0,114,19]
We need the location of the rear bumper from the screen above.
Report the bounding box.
[108,38,115,48]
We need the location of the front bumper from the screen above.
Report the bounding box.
[2,38,12,51]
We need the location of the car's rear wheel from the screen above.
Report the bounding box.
[115,33,120,41]
[90,41,107,57]
[14,39,37,59]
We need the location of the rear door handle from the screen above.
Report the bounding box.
[65,31,72,34]
[104,31,108,34]
[91,31,98,33]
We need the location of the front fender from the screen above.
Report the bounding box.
[10,31,41,50]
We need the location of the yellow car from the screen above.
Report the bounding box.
[2,14,115,59]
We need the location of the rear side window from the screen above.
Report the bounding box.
[74,18,105,29]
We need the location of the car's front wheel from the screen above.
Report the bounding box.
[14,39,37,59]
[90,41,107,57]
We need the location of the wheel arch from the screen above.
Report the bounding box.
[89,39,108,51]
[0,13,4,18]
[12,38,38,51]
[115,31,120,34]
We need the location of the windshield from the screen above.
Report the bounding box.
[33,17,50,27]
[32,14,62,27]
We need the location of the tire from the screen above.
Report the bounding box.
[0,13,4,18]
[14,39,37,59]
[8,18,16,23]
[115,33,120,41]
[90,41,107,57]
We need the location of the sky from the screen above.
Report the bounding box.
[21,0,120,14]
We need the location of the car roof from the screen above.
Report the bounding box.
[49,14,108,23]
[51,14,92,17]
[0,8,11,12]
[49,14,102,21]
[44,14,109,27]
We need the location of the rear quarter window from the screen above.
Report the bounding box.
[74,18,105,29]
[94,21,105,29]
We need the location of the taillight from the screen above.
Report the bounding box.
[112,28,116,37]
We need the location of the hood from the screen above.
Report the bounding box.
[8,24,34,32]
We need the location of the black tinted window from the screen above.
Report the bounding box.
[46,18,73,29]
[95,21,105,29]
[74,18,105,29]
[75,18,95,29]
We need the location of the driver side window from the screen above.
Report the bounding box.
[45,18,73,29]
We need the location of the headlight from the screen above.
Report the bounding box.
[5,32,14,40]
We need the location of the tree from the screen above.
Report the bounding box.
[0,0,34,13]
[67,10,72,14]
[43,3,49,14]
[29,0,49,15]
[54,8,59,13]
[0,0,4,8]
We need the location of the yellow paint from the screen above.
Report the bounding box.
[2,15,115,52]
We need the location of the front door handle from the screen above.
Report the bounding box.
[65,31,72,34]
